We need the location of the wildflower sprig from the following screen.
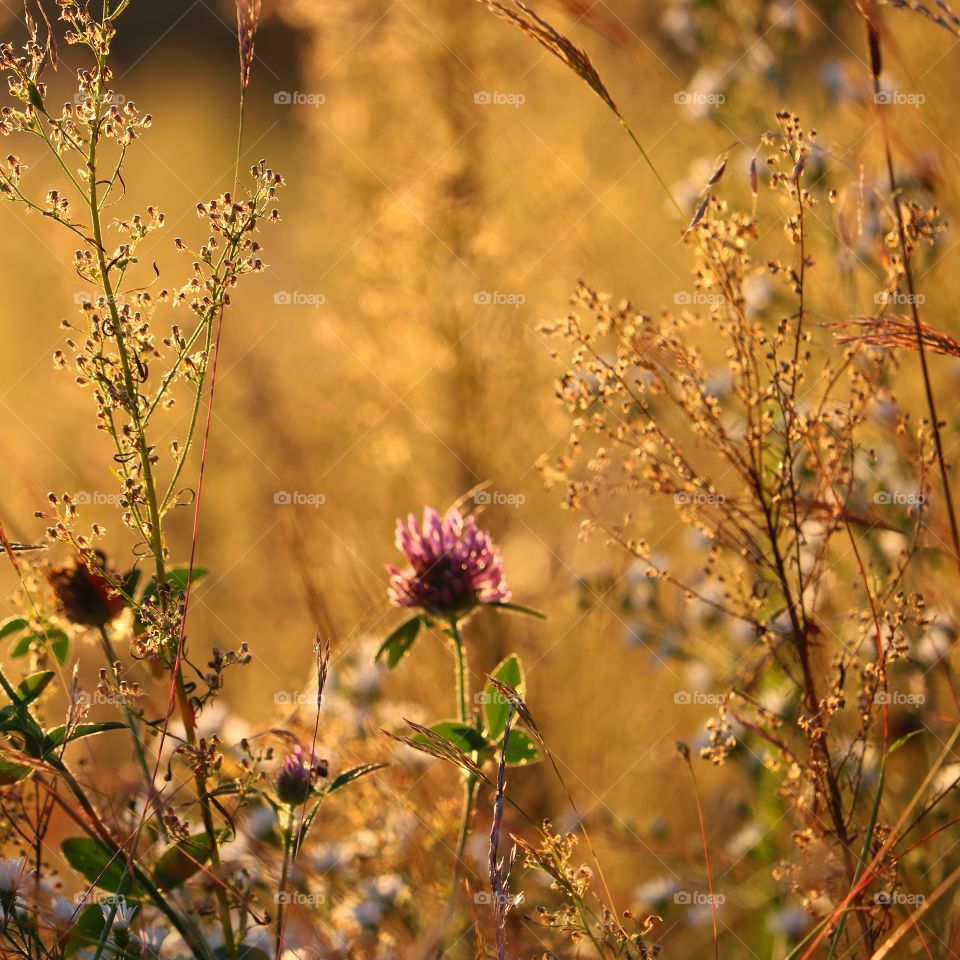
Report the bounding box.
[0,4,293,959]
[379,502,543,953]
[379,504,543,763]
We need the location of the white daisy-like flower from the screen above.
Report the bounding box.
[0,857,34,917]
[139,924,169,958]
[100,895,134,931]
[0,857,30,895]
[46,894,79,936]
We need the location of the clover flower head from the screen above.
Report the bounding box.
[387,506,511,618]
[276,745,319,806]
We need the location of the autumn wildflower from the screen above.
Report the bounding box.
[47,552,124,628]
[276,745,321,806]
[387,506,510,619]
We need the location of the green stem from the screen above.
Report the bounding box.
[434,620,479,960]
[84,51,237,960]
[451,620,468,723]
[86,67,164,586]
[96,626,160,824]
[449,622,478,870]
[276,805,295,954]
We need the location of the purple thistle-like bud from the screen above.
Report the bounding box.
[275,745,316,806]
[387,506,511,618]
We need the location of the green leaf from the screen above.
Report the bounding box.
[327,762,388,794]
[8,626,69,663]
[483,654,525,739]
[65,903,106,957]
[43,722,127,753]
[15,671,54,705]
[9,634,33,658]
[888,729,924,755]
[49,630,69,665]
[153,833,213,891]
[0,757,31,785]
[0,617,28,640]
[415,720,489,755]
[210,782,243,797]
[376,616,421,669]
[27,82,46,113]
[61,838,143,898]
[487,601,546,620]
[139,567,208,606]
[166,566,207,589]
[0,702,46,756]
[502,729,541,766]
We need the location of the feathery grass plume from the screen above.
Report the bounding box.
[830,315,960,359]
[474,0,616,110]
[236,0,262,90]
[471,0,684,219]
[383,720,490,783]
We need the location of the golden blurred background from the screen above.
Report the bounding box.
[3,1,960,954]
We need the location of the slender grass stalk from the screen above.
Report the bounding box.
[678,744,719,960]
[434,618,478,960]
[866,20,960,580]
[275,806,296,956]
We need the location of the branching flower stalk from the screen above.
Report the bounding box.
[0,3,282,958]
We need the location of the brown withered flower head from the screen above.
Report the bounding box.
[47,550,125,628]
